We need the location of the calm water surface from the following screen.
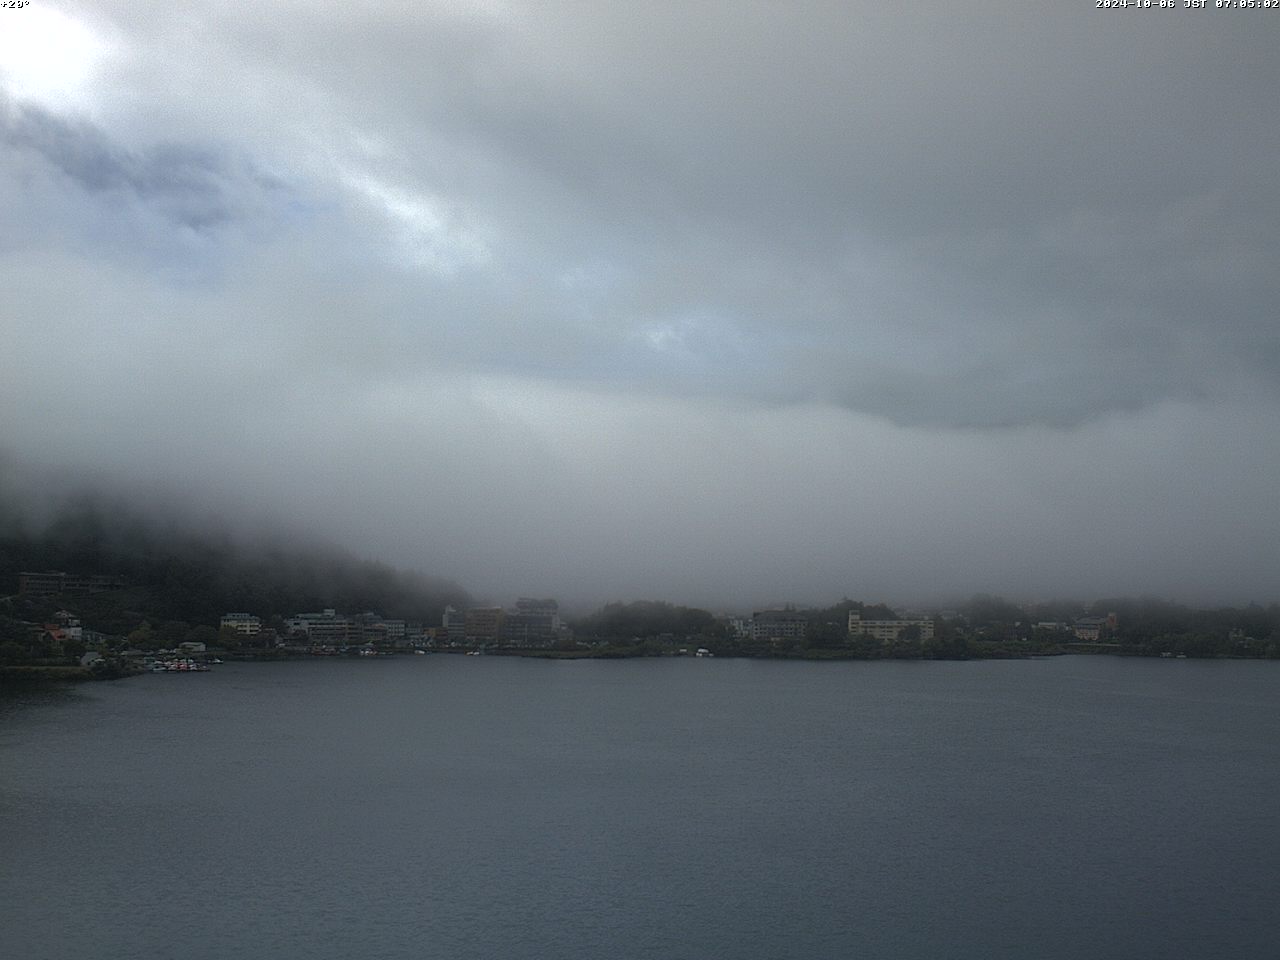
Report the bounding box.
[3,655,1279,959]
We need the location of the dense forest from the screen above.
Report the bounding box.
[571,600,725,642]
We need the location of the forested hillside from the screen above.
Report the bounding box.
[0,493,469,635]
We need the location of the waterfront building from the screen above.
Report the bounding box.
[1035,621,1070,633]
[464,607,505,644]
[751,609,808,642]
[1072,616,1114,642]
[351,612,391,645]
[442,606,466,644]
[847,611,935,642]
[220,613,262,636]
[286,609,353,645]
[503,598,561,647]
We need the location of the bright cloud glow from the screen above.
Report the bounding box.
[342,169,492,273]
[0,6,117,111]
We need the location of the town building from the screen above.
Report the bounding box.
[503,598,562,647]
[847,611,935,642]
[464,607,505,644]
[751,609,808,642]
[51,610,83,642]
[351,612,389,645]
[442,606,466,645]
[220,613,262,636]
[1072,614,1116,642]
[286,609,353,645]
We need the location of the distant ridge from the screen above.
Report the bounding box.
[0,490,470,632]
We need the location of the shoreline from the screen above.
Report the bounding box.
[6,644,1274,687]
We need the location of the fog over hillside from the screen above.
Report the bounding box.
[2,3,1277,610]
[0,458,471,626]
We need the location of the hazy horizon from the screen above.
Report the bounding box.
[3,3,1277,611]
[2,454,1272,618]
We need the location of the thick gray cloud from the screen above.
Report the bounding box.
[1,1,1277,607]
[1,98,280,230]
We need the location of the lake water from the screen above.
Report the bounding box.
[3,655,1279,959]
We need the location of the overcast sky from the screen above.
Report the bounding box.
[2,1,1277,611]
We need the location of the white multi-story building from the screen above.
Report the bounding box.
[220,613,262,636]
[848,611,934,642]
